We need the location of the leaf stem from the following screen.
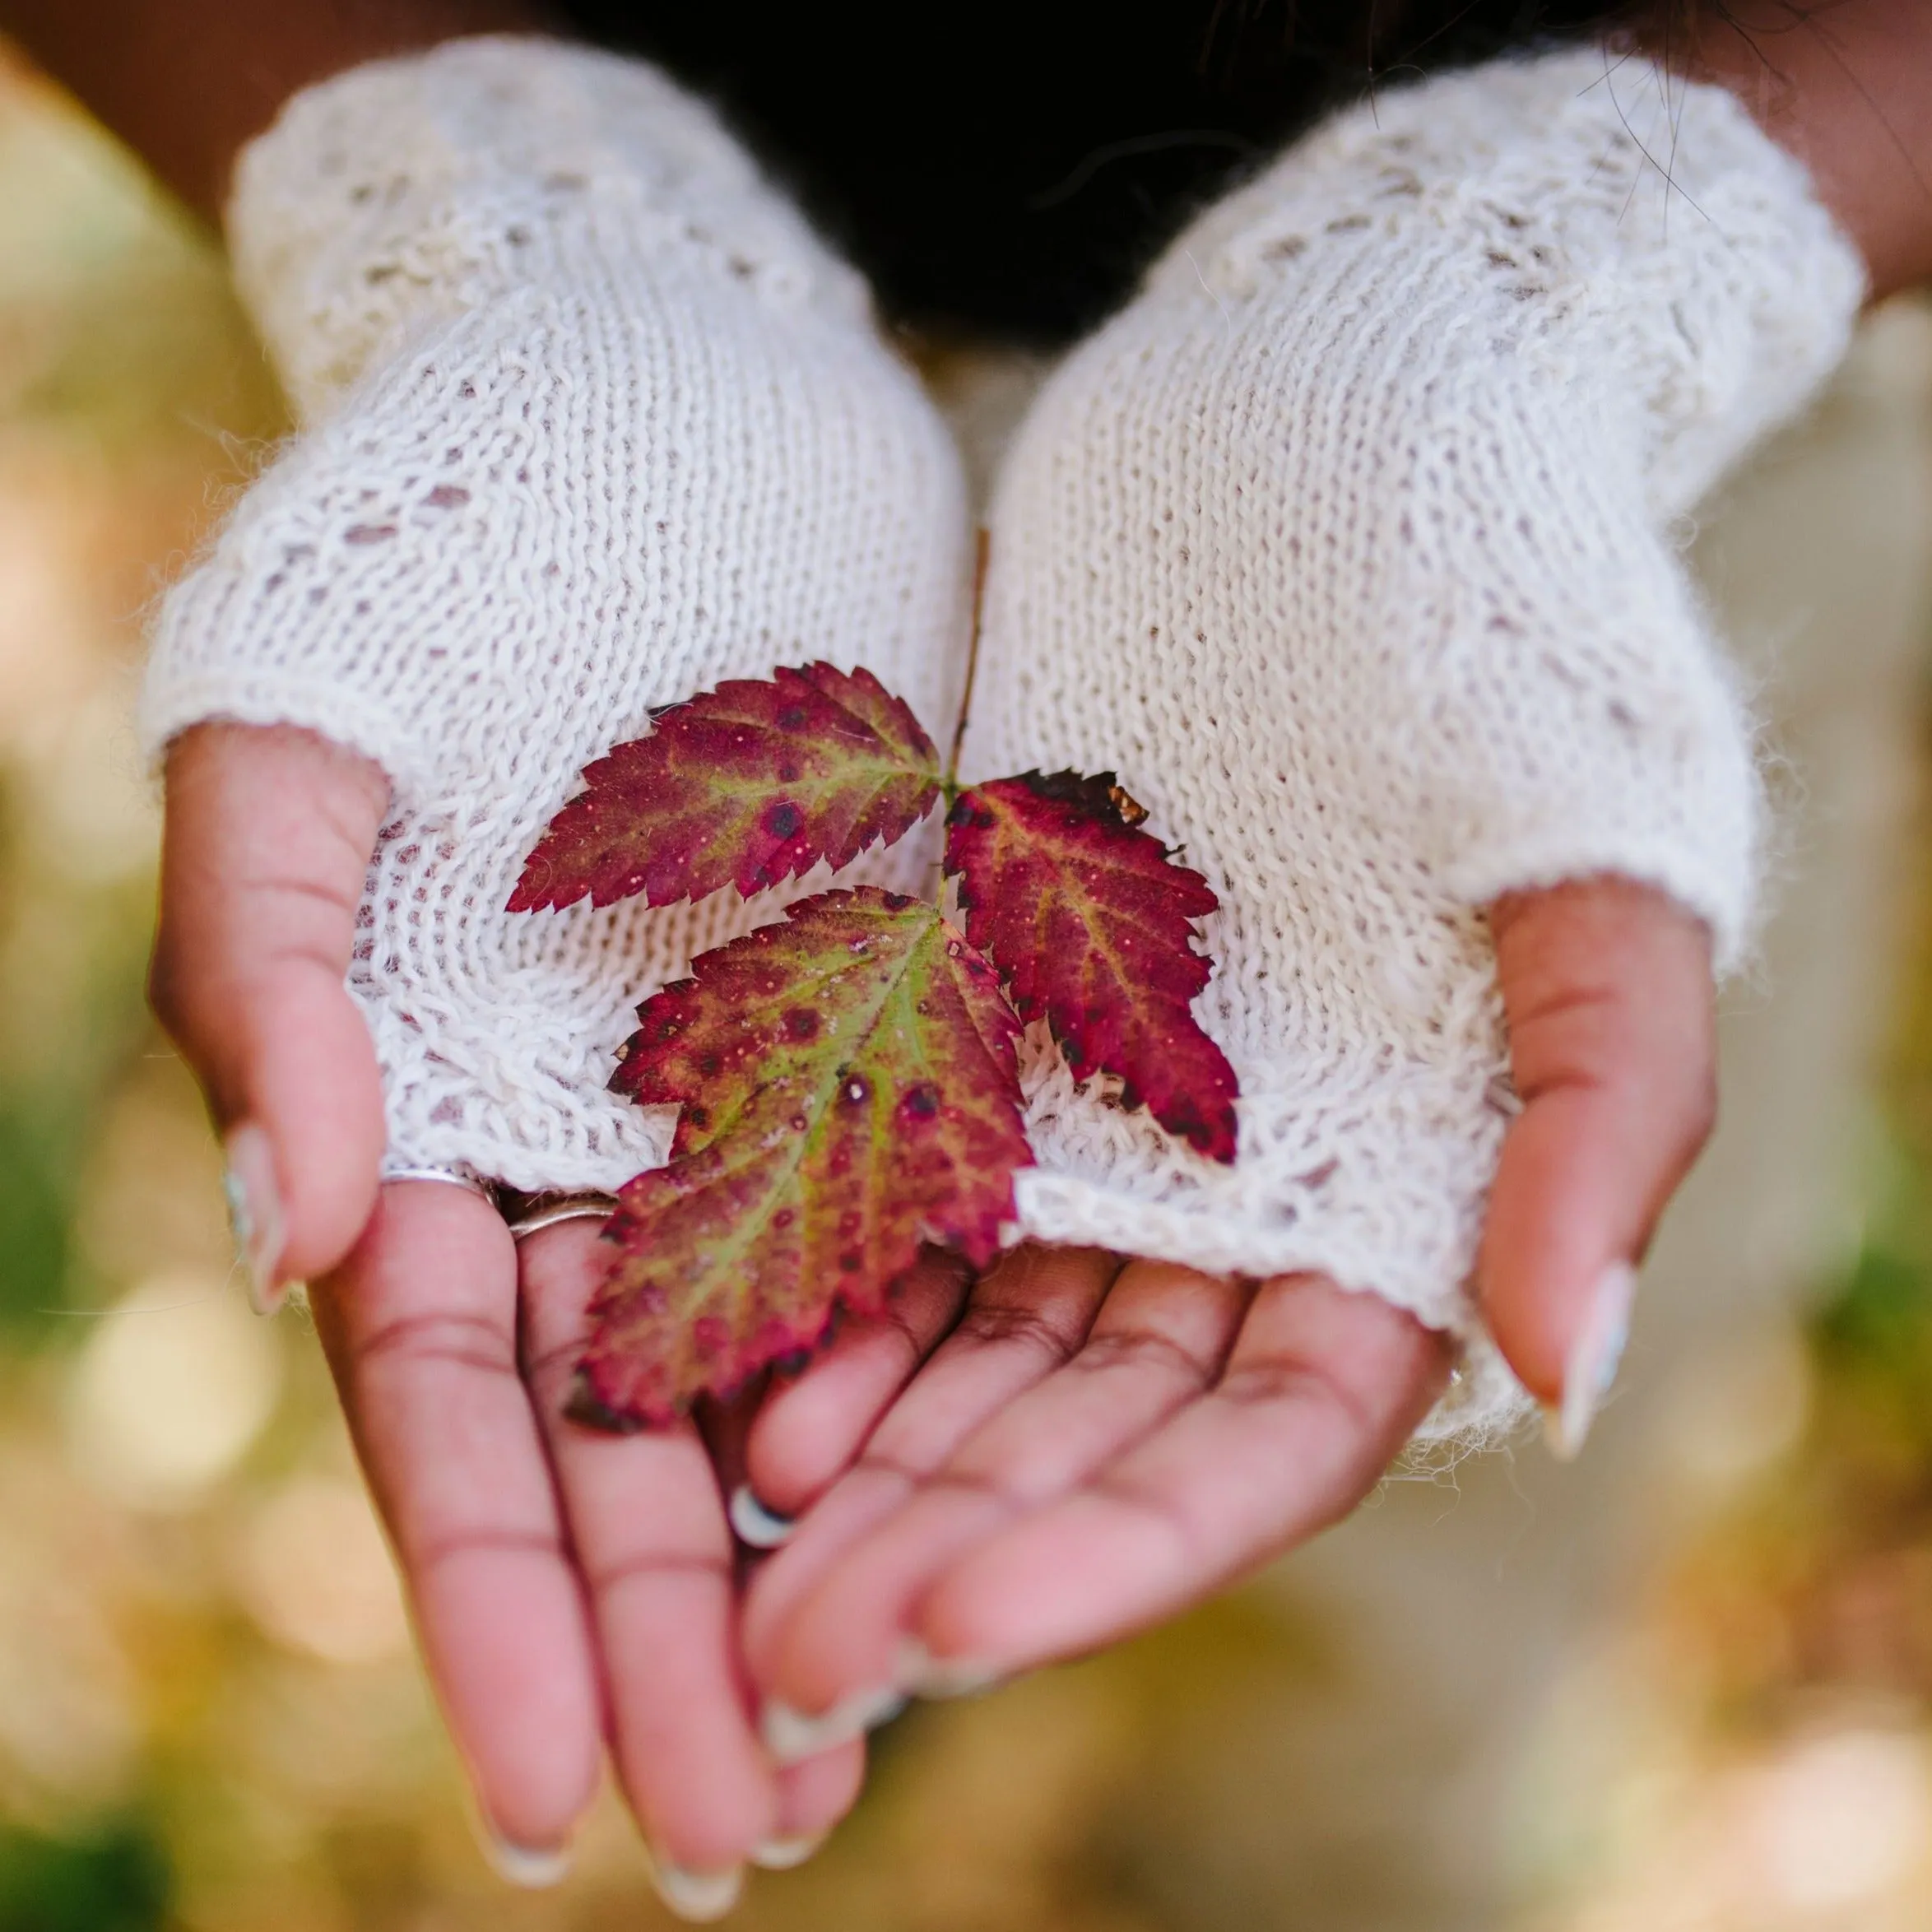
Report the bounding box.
[944,526,992,802]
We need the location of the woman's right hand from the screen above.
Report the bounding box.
[141,37,973,1905]
[151,731,893,1911]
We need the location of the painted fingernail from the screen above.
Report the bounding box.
[761,1684,906,1764]
[480,1833,573,1889]
[223,1122,286,1316]
[729,1484,797,1550]
[648,1859,743,1922]
[895,1637,1003,1701]
[750,1832,826,1870]
[1544,1261,1636,1461]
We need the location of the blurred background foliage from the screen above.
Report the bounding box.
[7,38,1932,1932]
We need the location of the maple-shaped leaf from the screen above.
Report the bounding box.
[944,771,1239,1163]
[508,662,940,913]
[574,886,1027,1428]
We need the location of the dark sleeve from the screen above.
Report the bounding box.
[548,0,1656,344]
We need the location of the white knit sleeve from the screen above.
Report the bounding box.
[141,38,970,1191]
[962,52,1865,1439]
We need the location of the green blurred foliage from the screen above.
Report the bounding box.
[1,33,1931,1932]
[0,1818,170,1932]
[0,771,160,1338]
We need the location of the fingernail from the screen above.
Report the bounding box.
[761,1684,906,1764]
[648,1858,743,1922]
[895,1637,1003,1701]
[729,1484,797,1550]
[223,1122,286,1316]
[750,1832,826,1870]
[479,1832,573,1888]
[1544,1261,1636,1461]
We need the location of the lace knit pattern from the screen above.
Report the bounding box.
[141,40,1864,1442]
[142,39,972,1191]
[964,52,1864,1439]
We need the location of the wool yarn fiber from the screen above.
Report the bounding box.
[965,51,1863,1434]
[143,38,973,1196]
[143,41,1861,1438]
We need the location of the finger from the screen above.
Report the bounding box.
[721,1369,871,1864]
[764,1741,867,1865]
[309,1181,601,1861]
[154,722,390,1295]
[742,1245,1118,1685]
[1479,876,1716,1437]
[906,1275,1447,1679]
[749,1261,1250,1720]
[743,1251,971,1522]
[518,1220,778,1877]
[691,1381,766,1512]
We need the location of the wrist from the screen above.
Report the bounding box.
[225,36,860,425]
[6,0,561,223]
[1656,0,1932,301]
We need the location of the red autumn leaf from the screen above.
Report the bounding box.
[574,886,1027,1427]
[943,770,1238,1163]
[508,662,941,914]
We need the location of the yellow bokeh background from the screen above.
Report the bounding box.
[7,42,1932,1932]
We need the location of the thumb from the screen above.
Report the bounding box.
[1477,876,1717,1456]
[151,722,391,1303]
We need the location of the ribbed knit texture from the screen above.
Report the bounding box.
[141,37,972,1191]
[964,51,1865,1438]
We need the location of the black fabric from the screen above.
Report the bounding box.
[555,0,1642,342]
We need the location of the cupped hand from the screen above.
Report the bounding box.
[152,731,1715,1861]
[151,720,863,1903]
[736,874,1715,1736]
[309,1188,863,1901]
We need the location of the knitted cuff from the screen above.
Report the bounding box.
[964,50,1865,1437]
[224,35,864,425]
[137,37,971,1192]
[138,37,907,808]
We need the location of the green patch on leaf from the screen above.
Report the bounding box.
[509,656,1247,1428]
[579,887,1026,1424]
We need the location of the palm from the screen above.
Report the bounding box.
[738,880,1718,1736]
[160,710,1712,1866]
[741,1245,1450,1734]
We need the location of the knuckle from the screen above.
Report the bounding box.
[410,1526,564,1579]
[145,946,184,1034]
[1070,1324,1213,1385]
[584,1548,731,1595]
[1219,1347,1393,1449]
[352,1309,518,1377]
[1680,1061,1719,1154]
[144,941,232,1108]
[953,1300,1080,1363]
[1218,1354,1340,1415]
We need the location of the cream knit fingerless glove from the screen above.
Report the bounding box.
[142,38,969,1191]
[964,52,1865,1436]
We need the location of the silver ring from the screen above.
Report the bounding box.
[383,1165,499,1203]
[505,1191,620,1241]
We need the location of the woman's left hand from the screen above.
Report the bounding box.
[736,875,1712,1742]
